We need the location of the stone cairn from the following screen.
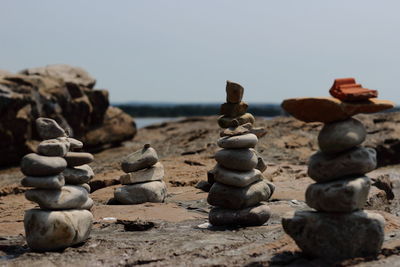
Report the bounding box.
[114,144,167,204]
[281,78,395,260]
[207,81,274,226]
[21,117,95,251]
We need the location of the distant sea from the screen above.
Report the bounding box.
[135,116,273,129]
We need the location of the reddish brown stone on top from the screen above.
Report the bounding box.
[329,78,378,102]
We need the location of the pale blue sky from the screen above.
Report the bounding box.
[1,1,399,103]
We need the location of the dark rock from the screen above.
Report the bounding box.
[282,210,385,260]
[64,152,94,167]
[0,65,136,166]
[209,203,271,226]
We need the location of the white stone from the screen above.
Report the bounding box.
[114,181,167,204]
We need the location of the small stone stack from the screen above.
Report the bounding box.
[207,81,274,226]
[281,78,395,260]
[21,118,94,252]
[114,144,167,204]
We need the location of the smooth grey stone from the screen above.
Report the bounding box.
[62,165,94,184]
[217,133,258,149]
[24,209,93,251]
[77,183,91,193]
[215,148,258,171]
[67,137,83,149]
[21,174,65,189]
[81,198,94,210]
[306,176,371,212]
[266,180,275,195]
[308,147,377,182]
[37,139,68,157]
[318,118,366,154]
[21,153,67,176]
[114,181,167,204]
[25,185,89,210]
[36,117,67,140]
[282,210,385,260]
[121,145,159,173]
[209,203,271,226]
[56,137,71,151]
[64,152,94,167]
[213,165,262,187]
[120,162,164,185]
[207,180,272,209]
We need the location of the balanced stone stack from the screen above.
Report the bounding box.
[207,81,274,226]
[281,78,395,260]
[21,118,94,251]
[114,144,167,204]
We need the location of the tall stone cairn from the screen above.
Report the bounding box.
[21,118,95,251]
[281,78,395,260]
[114,144,167,204]
[207,81,275,226]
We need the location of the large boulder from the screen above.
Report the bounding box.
[0,65,136,166]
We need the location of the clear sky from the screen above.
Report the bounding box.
[1,1,399,104]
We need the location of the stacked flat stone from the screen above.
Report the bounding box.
[114,144,167,204]
[281,78,395,260]
[207,81,274,226]
[21,118,94,251]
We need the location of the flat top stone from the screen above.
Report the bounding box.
[281,97,394,123]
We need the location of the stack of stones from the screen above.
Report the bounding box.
[281,78,395,260]
[207,81,274,226]
[114,144,167,204]
[21,118,94,251]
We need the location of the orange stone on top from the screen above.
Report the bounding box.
[281,97,394,123]
[329,78,378,102]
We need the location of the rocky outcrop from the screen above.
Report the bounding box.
[0,64,136,166]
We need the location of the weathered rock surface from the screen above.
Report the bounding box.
[20,153,67,176]
[318,118,366,154]
[207,181,272,209]
[37,139,69,157]
[120,162,164,185]
[226,80,244,103]
[306,176,371,212]
[220,123,252,137]
[282,210,385,260]
[114,181,167,204]
[218,113,255,128]
[121,145,158,173]
[62,164,94,184]
[215,148,258,171]
[220,102,248,117]
[24,209,93,251]
[64,152,94,167]
[21,174,65,189]
[25,185,89,210]
[209,203,271,226]
[217,133,258,149]
[213,165,262,187]
[0,65,136,166]
[308,147,377,182]
[282,97,394,123]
